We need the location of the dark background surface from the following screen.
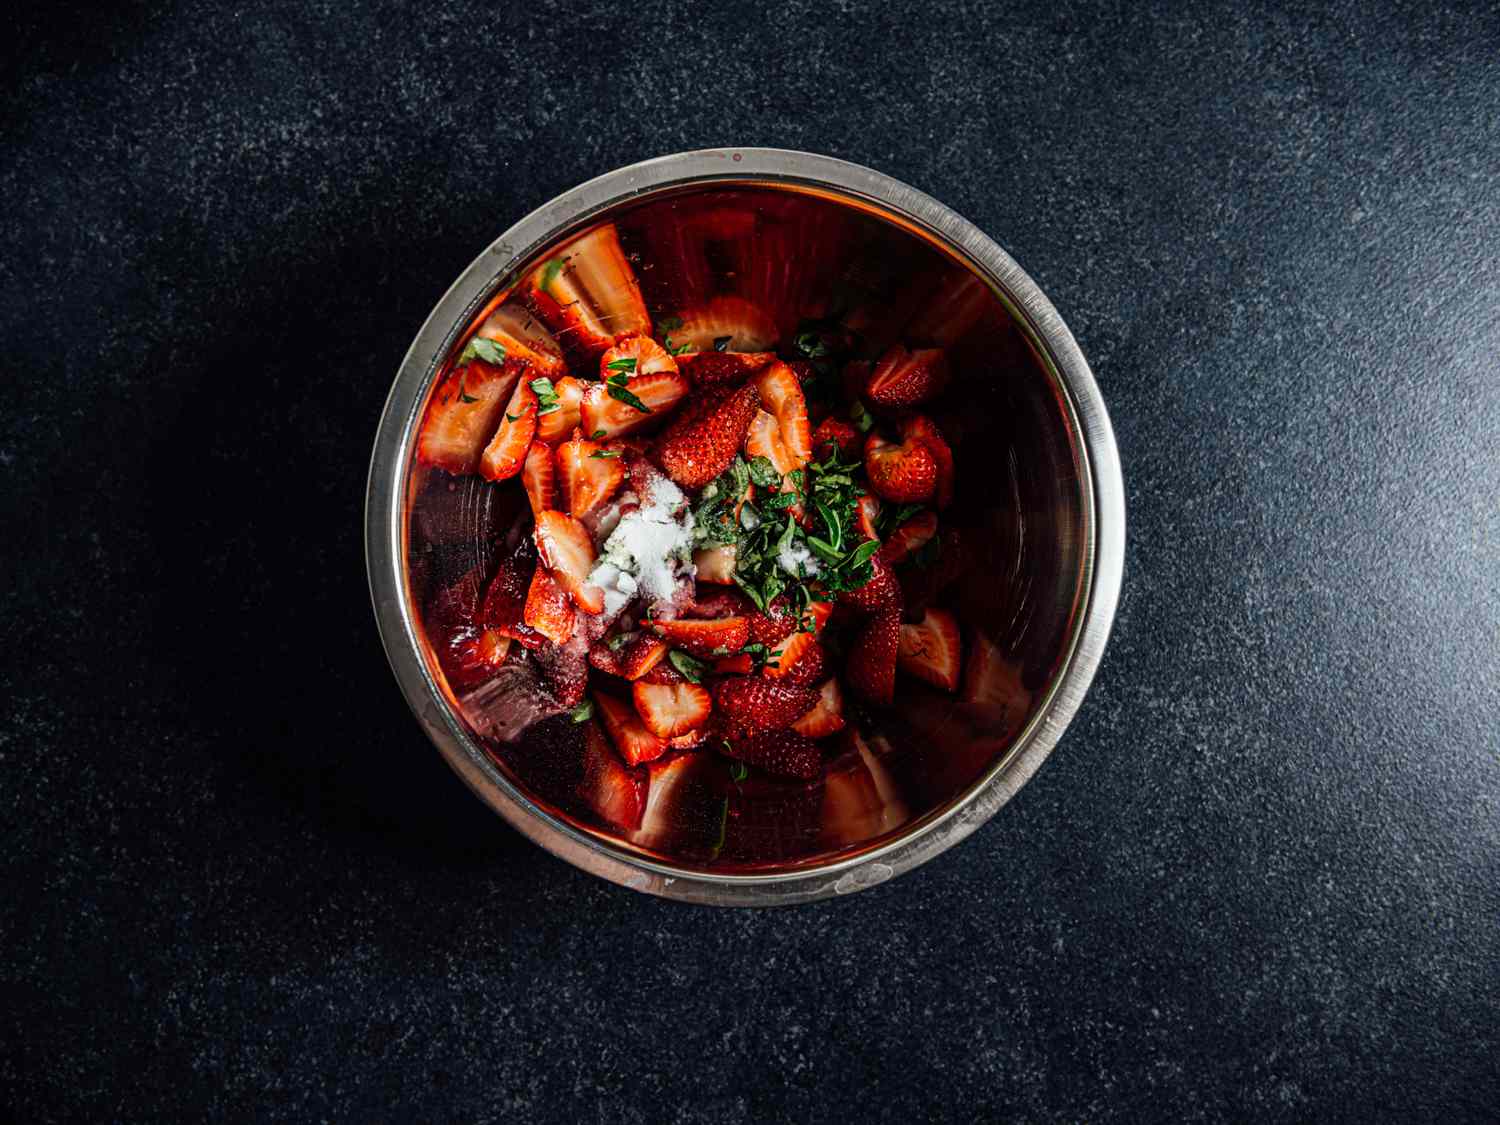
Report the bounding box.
[4,1,1497,1120]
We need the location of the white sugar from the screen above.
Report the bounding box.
[590,475,694,607]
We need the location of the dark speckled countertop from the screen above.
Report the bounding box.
[3,1,1497,1120]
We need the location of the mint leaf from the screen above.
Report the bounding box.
[607,383,652,414]
[569,699,594,723]
[668,649,709,683]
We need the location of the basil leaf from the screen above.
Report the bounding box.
[607,383,653,413]
[841,539,882,571]
[536,258,565,293]
[850,400,875,433]
[668,649,709,683]
[605,356,638,374]
[746,456,782,489]
[569,699,594,723]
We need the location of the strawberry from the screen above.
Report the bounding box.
[747,597,800,646]
[791,677,845,738]
[522,224,650,364]
[897,608,962,692]
[651,616,749,659]
[632,678,713,739]
[752,361,812,469]
[665,295,778,353]
[690,587,755,619]
[599,334,681,380]
[776,639,828,688]
[416,358,524,475]
[576,720,647,830]
[589,631,669,681]
[713,653,754,676]
[521,441,556,517]
[878,509,938,565]
[534,638,589,708]
[864,431,937,503]
[837,554,902,615]
[655,381,761,489]
[692,544,738,584]
[853,492,882,540]
[762,602,832,679]
[478,377,537,481]
[719,730,822,780]
[593,689,668,766]
[535,375,586,445]
[556,432,625,519]
[522,565,576,645]
[960,631,1030,717]
[533,510,603,614]
[678,350,777,387]
[713,677,819,736]
[865,344,949,408]
[474,301,567,379]
[479,546,545,649]
[579,370,689,439]
[898,414,955,509]
[812,416,861,461]
[845,610,901,705]
[820,738,908,848]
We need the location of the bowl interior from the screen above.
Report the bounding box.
[401,181,1088,874]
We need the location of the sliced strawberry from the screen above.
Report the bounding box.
[744,410,795,475]
[865,345,949,409]
[593,689,668,767]
[534,375,586,445]
[690,587,755,619]
[791,677,845,738]
[576,720,647,831]
[534,638,589,708]
[416,359,523,475]
[747,597,800,646]
[599,334,681,380]
[589,631,669,681]
[522,565,575,646]
[719,730,822,780]
[820,738,908,848]
[864,431,937,503]
[521,441,556,517]
[713,653,754,676]
[478,378,537,481]
[522,223,650,363]
[655,381,761,489]
[960,631,1030,717]
[812,416,861,461]
[533,510,603,614]
[897,608,962,692]
[479,546,545,649]
[845,610,901,705]
[762,602,832,680]
[878,509,939,565]
[556,432,625,519]
[666,295,778,353]
[651,616,749,659]
[753,361,812,468]
[777,640,828,688]
[713,677,819,737]
[474,302,567,379]
[667,728,711,750]
[837,554,902,615]
[898,414,955,509]
[579,370,689,439]
[678,350,777,387]
[631,678,713,739]
[692,544,738,584]
[853,492,882,541]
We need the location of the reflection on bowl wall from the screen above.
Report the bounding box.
[402,182,1086,873]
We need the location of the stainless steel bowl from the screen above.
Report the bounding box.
[366,148,1124,905]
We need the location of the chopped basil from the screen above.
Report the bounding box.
[589,449,621,459]
[606,382,652,414]
[536,257,565,294]
[530,377,561,416]
[746,456,782,489]
[850,400,875,433]
[568,699,594,723]
[668,649,709,683]
[728,760,748,782]
[604,356,638,374]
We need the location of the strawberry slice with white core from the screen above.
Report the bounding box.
[864,431,937,504]
[599,335,680,380]
[753,361,812,468]
[878,510,939,565]
[593,689,668,767]
[416,359,523,475]
[865,345,949,409]
[533,510,604,614]
[475,302,566,379]
[524,224,650,361]
[579,370,689,439]
[692,544,737,584]
[556,432,625,519]
[631,679,713,740]
[478,378,538,481]
[897,607,962,692]
[853,492,882,541]
[521,441,556,517]
[521,565,575,645]
[535,375,586,445]
[667,296,778,353]
[576,720,647,830]
[761,601,832,679]
[791,677,845,738]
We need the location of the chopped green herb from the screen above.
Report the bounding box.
[746,456,782,490]
[713,335,732,352]
[607,382,652,414]
[793,328,831,357]
[668,649,709,683]
[605,356,638,374]
[536,257,565,293]
[458,336,509,368]
[607,633,630,651]
[505,412,520,423]
[589,449,621,459]
[850,400,875,433]
[728,760,748,782]
[530,376,561,416]
[591,429,606,439]
[568,699,594,723]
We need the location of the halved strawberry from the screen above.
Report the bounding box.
[474,302,567,379]
[791,677,845,738]
[897,608,962,692]
[666,296,778,353]
[690,587,755,619]
[678,350,777,387]
[751,361,812,469]
[534,375,586,445]
[845,610,901,705]
[864,431,937,503]
[534,637,589,708]
[837,554,902,615]
[655,381,761,489]
[693,544,738,584]
[417,359,523,475]
[479,546,544,649]
[533,510,603,614]
[556,432,625,519]
[651,616,749,658]
[776,639,828,688]
[812,416,861,461]
[599,334,680,380]
[762,602,832,679]
[878,510,939,565]
[478,378,537,481]
[898,414,955,509]
[719,730,822,780]
[522,565,575,645]
[579,370,689,439]
[713,677,819,737]
[522,224,650,363]
[853,492,882,540]
[589,631,669,681]
[632,678,713,739]
[593,689,667,767]
[747,597,800,646]
[521,441,556,517]
[577,720,647,830]
[865,345,949,409]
